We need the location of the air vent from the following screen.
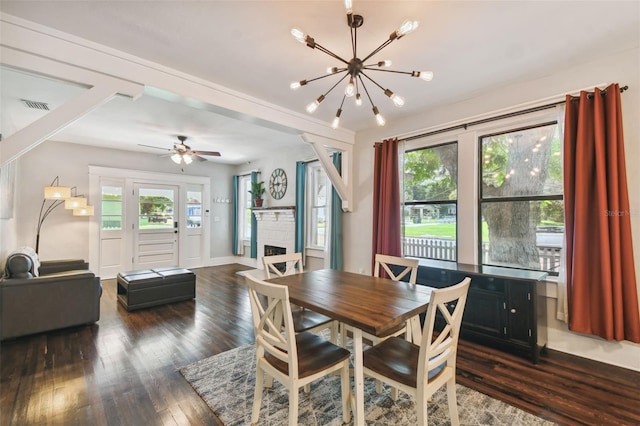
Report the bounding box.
[21,99,50,111]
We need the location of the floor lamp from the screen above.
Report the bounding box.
[35,176,94,254]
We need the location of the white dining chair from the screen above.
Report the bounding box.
[245,274,351,426]
[341,254,420,346]
[362,277,471,426]
[263,253,338,341]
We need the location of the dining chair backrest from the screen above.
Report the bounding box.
[245,274,299,379]
[418,277,471,387]
[263,252,303,278]
[374,254,419,284]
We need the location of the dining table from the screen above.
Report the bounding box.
[266,268,434,426]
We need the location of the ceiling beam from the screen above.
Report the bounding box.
[0,81,143,166]
[302,133,353,212]
[0,13,355,145]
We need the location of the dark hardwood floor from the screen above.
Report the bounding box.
[2,264,639,425]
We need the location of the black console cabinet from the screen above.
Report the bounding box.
[416,261,547,363]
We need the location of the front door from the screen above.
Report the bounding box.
[133,183,179,269]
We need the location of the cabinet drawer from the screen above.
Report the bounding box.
[471,275,505,293]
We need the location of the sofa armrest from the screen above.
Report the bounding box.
[1,270,102,340]
[39,259,89,275]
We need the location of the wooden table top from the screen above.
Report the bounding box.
[266,269,433,337]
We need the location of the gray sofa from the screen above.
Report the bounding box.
[0,252,102,340]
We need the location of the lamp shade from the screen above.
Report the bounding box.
[64,197,87,209]
[44,186,71,199]
[73,205,94,216]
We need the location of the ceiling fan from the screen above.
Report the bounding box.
[139,135,221,164]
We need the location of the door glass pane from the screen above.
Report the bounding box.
[139,188,174,229]
[186,191,202,228]
[101,185,122,230]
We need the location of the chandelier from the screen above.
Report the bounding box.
[290,0,433,128]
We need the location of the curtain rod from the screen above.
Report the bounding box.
[399,85,628,143]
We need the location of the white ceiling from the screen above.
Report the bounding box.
[1,1,639,165]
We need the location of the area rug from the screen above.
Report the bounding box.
[180,343,554,425]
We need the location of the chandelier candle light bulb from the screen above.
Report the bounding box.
[306,95,325,113]
[384,89,405,107]
[373,106,385,126]
[332,108,342,129]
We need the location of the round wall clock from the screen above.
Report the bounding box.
[269,168,288,200]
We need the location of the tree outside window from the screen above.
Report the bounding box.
[480,122,563,273]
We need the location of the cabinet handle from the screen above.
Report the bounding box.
[510,308,517,314]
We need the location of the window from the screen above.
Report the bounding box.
[186,191,202,228]
[101,185,122,230]
[138,188,174,229]
[238,175,252,241]
[479,122,563,274]
[307,162,328,249]
[402,142,458,261]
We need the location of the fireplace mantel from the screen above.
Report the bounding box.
[253,207,295,222]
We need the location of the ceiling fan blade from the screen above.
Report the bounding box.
[191,150,221,157]
[138,143,171,151]
[193,154,207,162]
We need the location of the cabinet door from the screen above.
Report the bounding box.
[462,288,504,338]
[505,281,534,346]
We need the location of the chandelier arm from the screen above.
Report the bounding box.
[339,94,347,109]
[358,75,376,107]
[322,72,351,97]
[360,71,386,93]
[352,25,358,58]
[313,42,350,64]
[362,67,413,76]
[304,71,349,85]
[361,38,394,63]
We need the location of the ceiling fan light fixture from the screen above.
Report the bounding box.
[183,154,193,165]
[171,153,182,164]
[291,0,431,127]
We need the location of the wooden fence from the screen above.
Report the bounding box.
[402,236,561,272]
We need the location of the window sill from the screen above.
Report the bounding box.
[305,247,325,259]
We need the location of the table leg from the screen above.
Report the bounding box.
[353,328,365,426]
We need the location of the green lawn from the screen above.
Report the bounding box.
[403,221,490,240]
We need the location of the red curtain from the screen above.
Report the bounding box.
[372,138,401,269]
[564,83,640,343]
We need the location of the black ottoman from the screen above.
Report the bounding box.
[117,266,196,311]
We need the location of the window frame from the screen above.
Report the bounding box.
[402,141,459,262]
[477,121,563,275]
[238,174,252,242]
[306,161,330,251]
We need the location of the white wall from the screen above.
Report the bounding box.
[13,140,236,261]
[344,47,640,371]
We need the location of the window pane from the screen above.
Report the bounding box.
[403,203,457,260]
[101,185,122,231]
[481,200,563,272]
[139,188,174,229]
[481,123,561,198]
[404,144,458,202]
[186,191,202,228]
[402,142,458,261]
[311,207,326,247]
